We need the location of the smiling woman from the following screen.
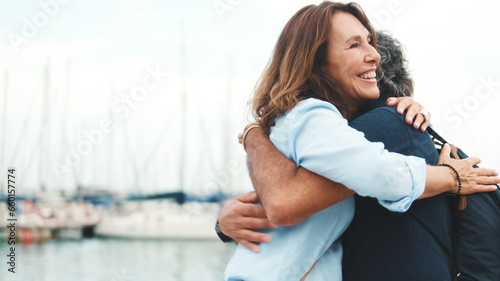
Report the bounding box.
[222,1,500,281]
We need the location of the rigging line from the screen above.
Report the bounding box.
[193,99,217,170]
[44,62,79,189]
[8,74,47,167]
[0,71,7,193]
[39,59,51,191]
[178,3,188,190]
[60,59,81,190]
[19,129,43,189]
[222,52,234,192]
[1,71,8,176]
[135,78,181,176]
[106,83,114,190]
[121,116,140,190]
[137,120,173,177]
[19,60,52,190]
[190,94,221,194]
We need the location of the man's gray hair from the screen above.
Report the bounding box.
[376,31,414,99]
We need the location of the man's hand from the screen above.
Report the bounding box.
[386,97,430,132]
[437,143,499,195]
[420,144,500,199]
[218,191,278,253]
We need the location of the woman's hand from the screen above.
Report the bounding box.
[438,143,500,194]
[218,191,278,253]
[386,97,430,132]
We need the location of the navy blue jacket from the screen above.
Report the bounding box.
[342,102,453,281]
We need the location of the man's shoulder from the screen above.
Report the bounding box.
[356,106,405,125]
[350,106,438,163]
[349,106,411,142]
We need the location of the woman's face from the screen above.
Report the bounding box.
[325,11,381,105]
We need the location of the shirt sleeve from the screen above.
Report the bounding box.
[282,99,426,212]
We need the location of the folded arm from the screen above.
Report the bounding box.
[245,128,355,226]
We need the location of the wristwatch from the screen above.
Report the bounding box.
[215,220,234,243]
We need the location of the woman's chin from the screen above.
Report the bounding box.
[362,91,380,101]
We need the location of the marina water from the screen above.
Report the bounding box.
[0,238,236,281]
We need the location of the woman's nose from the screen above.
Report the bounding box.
[365,44,381,66]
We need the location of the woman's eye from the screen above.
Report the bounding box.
[349,43,359,49]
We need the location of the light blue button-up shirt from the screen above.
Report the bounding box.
[225,98,426,281]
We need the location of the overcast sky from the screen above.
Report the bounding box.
[0,0,499,193]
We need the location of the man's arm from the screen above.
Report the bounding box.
[245,128,355,226]
[240,97,428,226]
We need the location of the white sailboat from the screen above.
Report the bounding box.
[95,200,219,239]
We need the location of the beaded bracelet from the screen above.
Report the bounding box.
[439,163,462,196]
[237,123,262,151]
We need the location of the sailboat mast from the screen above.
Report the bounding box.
[223,53,233,194]
[39,61,50,192]
[178,10,187,192]
[62,60,80,191]
[107,84,114,191]
[1,71,8,192]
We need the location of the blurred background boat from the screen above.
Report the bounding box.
[1,190,228,243]
[95,201,220,239]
